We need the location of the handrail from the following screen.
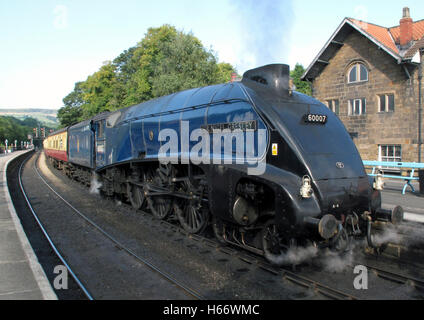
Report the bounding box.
[363,160,423,195]
[363,160,424,169]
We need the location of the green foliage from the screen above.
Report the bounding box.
[290,63,312,96]
[59,25,237,126]
[58,82,84,127]
[0,116,38,146]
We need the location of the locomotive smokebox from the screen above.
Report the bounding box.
[242,64,290,96]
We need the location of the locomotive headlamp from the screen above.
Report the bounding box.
[373,170,385,191]
[300,175,313,198]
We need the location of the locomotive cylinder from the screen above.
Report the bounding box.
[374,206,404,225]
[303,214,338,239]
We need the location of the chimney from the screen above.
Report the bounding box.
[400,7,413,47]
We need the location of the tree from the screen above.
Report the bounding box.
[59,24,237,126]
[79,61,120,119]
[290,63,312,96]
[216,62,236,84]
[0,116,44,146]
[58,82,84,127]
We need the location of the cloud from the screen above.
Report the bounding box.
[53,5,68,30]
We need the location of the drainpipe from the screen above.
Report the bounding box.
[419,49,423,162]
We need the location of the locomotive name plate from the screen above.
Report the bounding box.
[304,114,327,124]
[201,120,257,133]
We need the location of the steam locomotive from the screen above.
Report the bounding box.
[44,64,403,265]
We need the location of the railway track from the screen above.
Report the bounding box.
[19,152,204,300]
[115,191,424,300]
[358,262,424,292]
[32,150,424,299]
[35,152,359,300]
[133,207,424,299]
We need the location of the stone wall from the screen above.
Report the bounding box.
[312,30,423,162]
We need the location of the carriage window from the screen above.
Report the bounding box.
[348,63,368,83]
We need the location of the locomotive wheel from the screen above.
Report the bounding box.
[126,182,144,210]
[261,220,290,266]
[174,180,209,234]
[144,166,173,220]
[148,197,172,220]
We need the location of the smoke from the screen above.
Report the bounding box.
[265,223,424,271]
[394,224,424,247]
[371,227,403,246]
[89,173,102,195]
[231,0,294,71]
[265,245,318,266]
[319,250,355,273]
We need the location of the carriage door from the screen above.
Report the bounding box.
[95,120,106,168]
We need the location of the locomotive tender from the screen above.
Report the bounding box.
[44,64,403,264]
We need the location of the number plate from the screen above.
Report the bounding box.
[304,114,327,124]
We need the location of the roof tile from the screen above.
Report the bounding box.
[348,18,424,59]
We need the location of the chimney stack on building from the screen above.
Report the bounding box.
[400,7,413,47]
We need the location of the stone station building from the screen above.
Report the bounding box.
[302,8,424,164]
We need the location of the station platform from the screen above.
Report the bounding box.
[0,150,56,300]
[381,179,424,223]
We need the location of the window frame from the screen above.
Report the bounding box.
[348,98,366,116]
[326,99,340,115]
[378,144,402,163]
[378,93,395,113]
[347,63,369,84]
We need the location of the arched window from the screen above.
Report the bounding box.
[347,63,368,83]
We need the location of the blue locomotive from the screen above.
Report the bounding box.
[45,64,403,265]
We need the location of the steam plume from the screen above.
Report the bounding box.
[90,173,102,194]
[232,0,294,71]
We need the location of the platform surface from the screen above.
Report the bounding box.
[0,150,56,300]
[379,179,424,223]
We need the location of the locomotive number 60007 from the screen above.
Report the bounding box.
[304,114,327,124]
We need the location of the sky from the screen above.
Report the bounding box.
[0,0,423,110]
